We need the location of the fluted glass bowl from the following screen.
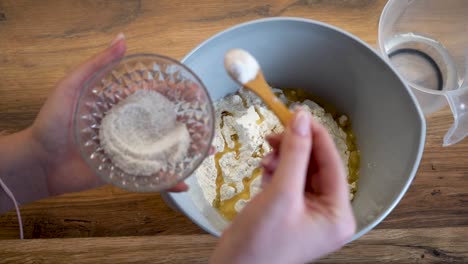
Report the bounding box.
[73,54,215,192]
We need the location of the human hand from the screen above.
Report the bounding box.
[29,34,188,196]
[210,109,356,264]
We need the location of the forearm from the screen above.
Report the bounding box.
[0,128,48,214]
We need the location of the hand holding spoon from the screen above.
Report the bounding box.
[224,49,293,125]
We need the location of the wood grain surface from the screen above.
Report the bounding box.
[0,0,467,263]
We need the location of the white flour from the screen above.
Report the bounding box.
[99,90,191,176]
[195,88,354,218]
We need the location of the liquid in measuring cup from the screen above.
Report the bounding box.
[383,33,462,114]
[378,0,468,144]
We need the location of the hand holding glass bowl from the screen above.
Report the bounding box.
[74,54,215,192]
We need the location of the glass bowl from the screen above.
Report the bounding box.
[73,54,215,192]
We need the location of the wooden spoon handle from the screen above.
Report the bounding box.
[245,73,293,126]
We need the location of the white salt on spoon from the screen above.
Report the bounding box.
[224,49,292,125]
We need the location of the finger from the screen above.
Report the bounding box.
[167,182,189,192]
[261,152,280,172]
[270,110,312,194]
[209,146,216,155]
[58,33,127,98]
[261,171,273,188]
[305,155,318,193]
[266,133,282,151]
[309,118,348,201]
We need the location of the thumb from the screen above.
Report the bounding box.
[270,109,312,194]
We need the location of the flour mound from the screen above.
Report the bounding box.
[99,90,191,176]
[195,88,354,219]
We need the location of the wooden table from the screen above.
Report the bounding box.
[0,0,467,263]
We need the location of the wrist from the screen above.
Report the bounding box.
[23,127,49,178]
[0,128,49,213]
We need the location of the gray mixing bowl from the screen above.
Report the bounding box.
[162,17,426,241]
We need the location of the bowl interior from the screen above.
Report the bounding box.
[165,18,425,240]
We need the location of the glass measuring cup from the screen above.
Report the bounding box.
[378,0,468,146]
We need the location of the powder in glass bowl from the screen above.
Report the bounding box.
[99,89,191,176]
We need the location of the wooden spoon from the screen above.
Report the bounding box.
[224,49,293,125]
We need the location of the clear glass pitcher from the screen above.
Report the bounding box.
[378,0,468,146]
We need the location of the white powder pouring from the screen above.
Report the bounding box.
[99,89,191,176]
[224,49,260,84]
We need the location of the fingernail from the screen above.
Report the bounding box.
[109,33,125,47]
[292,110,310,136]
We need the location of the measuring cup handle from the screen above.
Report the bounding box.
[443,88,468,146]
